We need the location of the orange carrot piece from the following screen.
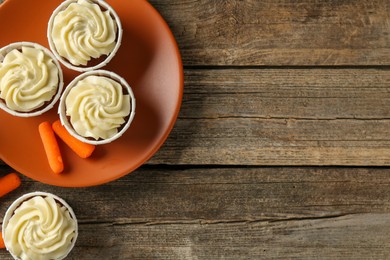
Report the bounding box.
[39,121,64,174]
[0,232,5,249]
[52,120,95,158]
[0,173,21,198]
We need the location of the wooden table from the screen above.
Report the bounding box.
[1,0,390,259]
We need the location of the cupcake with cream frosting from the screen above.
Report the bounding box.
[0,42,63,117]
[2,192,78,260]
[58,70,136,145]
[47,0,122,72]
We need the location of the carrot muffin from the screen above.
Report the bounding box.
[2,192,78,260]
[59,70,136,145]
[48,0,122,72]
[0,42,63,117]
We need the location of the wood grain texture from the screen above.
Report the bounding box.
[1,167,390,259]
[150,68,390,166]
[57,215,390,259]
[150,0,390,66]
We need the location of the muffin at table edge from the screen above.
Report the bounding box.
[2,192,78,260]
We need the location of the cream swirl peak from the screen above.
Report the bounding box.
[65,75,131,140]
[3,196,77,260]
[0,46,59,112]
[51,0,118,66]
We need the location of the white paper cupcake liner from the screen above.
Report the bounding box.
[0,42,64,117]
[2,192,78,260]
[58,70,136,145]
[47,0,123,72]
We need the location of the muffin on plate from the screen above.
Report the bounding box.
[2,192,78,260]
[0,42,63,117]
[47,0,123,72]
[58,70,136,145]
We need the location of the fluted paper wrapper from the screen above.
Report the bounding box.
[2,192,78,260]
[0,42,64,117]
[47,0,123,72]
[58,70,136,145]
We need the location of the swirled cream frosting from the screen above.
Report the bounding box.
[51,0,117,66]
[4,196,76,260]
[0,47,59,112]
[66,75,131,140]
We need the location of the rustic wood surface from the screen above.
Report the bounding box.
[150,68,390,166]
[2,167,390,259]
[1,0,390,259]
[151,0,390,66]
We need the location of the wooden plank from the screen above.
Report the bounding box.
[150,68,390,166]
[180,68,390,119]
[150,0,390,66]
[2,167,390,222]
[60,215,390,259]
[1,68,390,166]
[1,167,390,259]
[152,117,390,166]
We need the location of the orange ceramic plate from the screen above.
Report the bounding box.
[0,0,183,187]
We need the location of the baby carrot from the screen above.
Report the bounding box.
[52,120,95,158]
[0,173,21,198]
[0,232,5,249]
[39,121,64,174]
